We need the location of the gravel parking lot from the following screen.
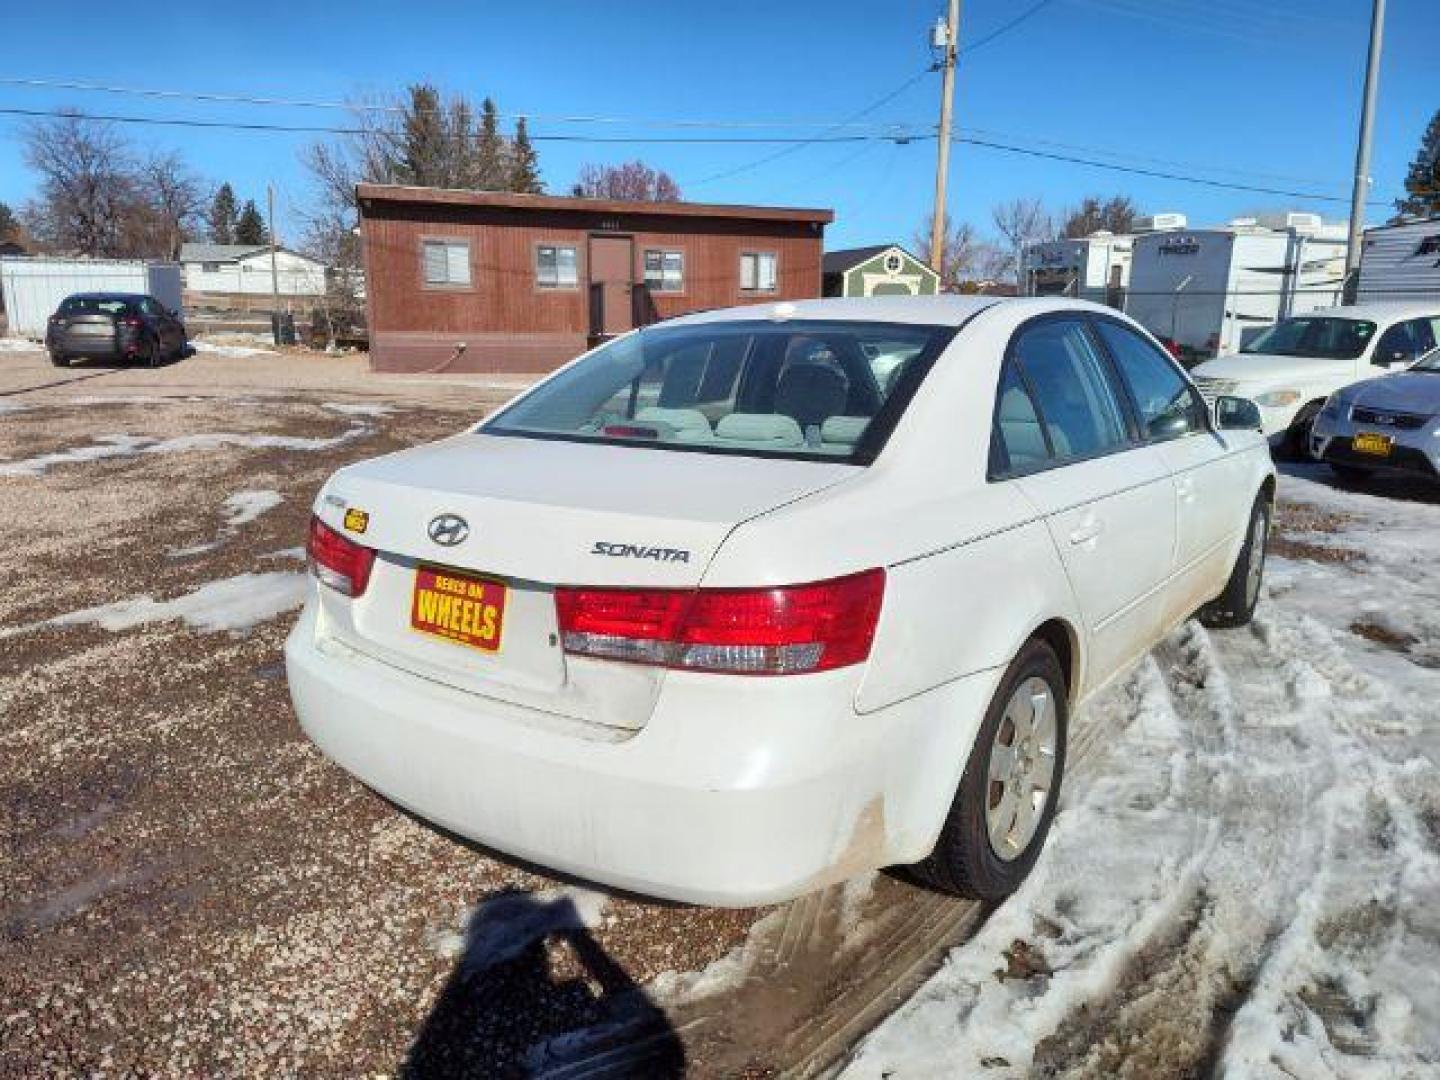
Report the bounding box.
[0,346,763,1077]
[6,343,1439,1078]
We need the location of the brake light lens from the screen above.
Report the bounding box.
[306,515,375,597]
[554,568,885,676]
[120,314,143,329]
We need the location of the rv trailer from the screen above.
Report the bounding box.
[1126,213,1347,362]
[1355,218,1440,303]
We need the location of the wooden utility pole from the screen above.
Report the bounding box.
[929,0,961,278]
[267,184,281,338]
[1344,0,1385,291]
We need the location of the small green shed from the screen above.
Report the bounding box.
[822,244,940,298]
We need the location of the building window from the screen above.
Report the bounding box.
[201,261,222,273]
[643,249,684,293]
[536,244,579,288]
[422,240,471,286]
[739,251,778,292]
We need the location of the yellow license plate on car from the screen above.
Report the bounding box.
[411,566,507,653]
[1353,432,1393,456]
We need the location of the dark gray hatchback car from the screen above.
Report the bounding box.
[46,292,188,367]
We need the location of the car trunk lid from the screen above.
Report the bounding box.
[312,432,858,731]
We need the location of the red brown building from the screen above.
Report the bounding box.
[356,184,833,374]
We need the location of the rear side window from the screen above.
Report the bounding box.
[484,320,956,463]
[1009,318,1130,462]
[993,361,1050,472]
[1092,319,1208,440]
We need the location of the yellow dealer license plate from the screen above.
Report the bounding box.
[1353,432,1393,457]
[411,566,507,653]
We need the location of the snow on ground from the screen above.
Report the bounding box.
[322,401,395,418]
[0,336,40,352]
[844,468,1440,1079]
[190,337,277,358]
[222,489,283,527]
[0,425,368,476]
[429,886,610,974]
[0,571,307,638]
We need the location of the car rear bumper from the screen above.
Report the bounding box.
[285,599,1001,906]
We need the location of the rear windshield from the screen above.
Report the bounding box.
[482,320,956,463]
[59,297,132,316]
[1241,317,1376,359]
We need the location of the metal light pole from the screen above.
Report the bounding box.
[1344,0,1386,292]
[929,0,961,279]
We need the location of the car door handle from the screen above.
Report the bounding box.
[1068,519,1104,546]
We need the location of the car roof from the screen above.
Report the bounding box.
[1305,301,1440,322]
[656,294,1117,329]
[64,292,148,302]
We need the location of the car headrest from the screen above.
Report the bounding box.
[634,407,713,439]
[714,413,805,446]
[998,387,1039,423]
[820,415,870,446]
[774,362,850,430]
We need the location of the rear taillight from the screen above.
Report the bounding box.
[306,515,375,597]
[120,315,143,329]
[554,569,885,676]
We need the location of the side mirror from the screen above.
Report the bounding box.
[1214,395,1262,432]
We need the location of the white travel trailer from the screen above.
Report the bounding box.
[1126,213,1348,361]
[1020,232,1134,307]
[1355,217,1440,303]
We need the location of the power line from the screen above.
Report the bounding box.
[0,106,915,144]
[953,134,1392,207]
[0,76,921,133]
[0,104,1391,208]
[687,69,933,188]
[959,0,1059,54]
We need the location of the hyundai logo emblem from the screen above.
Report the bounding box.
[427,513,469,546]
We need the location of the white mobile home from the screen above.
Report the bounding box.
[1126,213,1347,360]
[1021,231,1134,306]
[1356,218,1440,303]
[180,243,328,299]
[0,257,182,338]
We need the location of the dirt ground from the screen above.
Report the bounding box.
[0,347,762,1077]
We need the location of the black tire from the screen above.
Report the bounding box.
[1198,492,1271,629]
[1330,463,1370,485]
[910,638,1068,901]
[1284,401,1324,461]
[49,351,70,368]
[144,333,162,369]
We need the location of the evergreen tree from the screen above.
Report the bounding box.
[509,117,543,194]
[234,199,269,245]
[476,97,506,190]
[1396,110,1440,218]
[209,183,239,243]
[0,201,18,242]
[397,85,450,187]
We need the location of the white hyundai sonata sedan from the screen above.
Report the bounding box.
[286,296,1275,906]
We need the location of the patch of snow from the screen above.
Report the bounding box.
[0,434,157,476]
[0,425,368,477]
[648,908,788,1007]
[261,546,306,563]
[222,489,282,527]
[0,400,30,414]
[322,401,394,417]
[844,467,1440,1077]
[0,336,41,352]
[190,339,276,358]
[0,571,307,639]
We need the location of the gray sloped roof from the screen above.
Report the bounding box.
[822,245,895,275]
[179,243,270,263]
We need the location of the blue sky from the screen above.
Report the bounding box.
[0,0,1435,250]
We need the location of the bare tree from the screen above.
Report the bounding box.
[22,113,137,256]
[572,161,682,201]
[139,152,206,258]
[990,197,1053,285]
[913,212,1005,292]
